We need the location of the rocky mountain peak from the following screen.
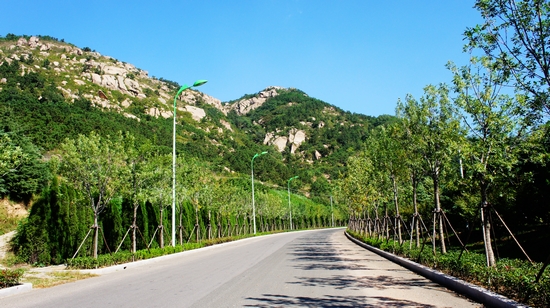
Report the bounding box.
[224,86,283,115]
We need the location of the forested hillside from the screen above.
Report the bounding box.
[0,34,394,264]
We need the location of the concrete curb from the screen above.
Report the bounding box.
[79,231,305,275]
[344,232,528,308]
[0,283,32,299]
[79,237,257,275]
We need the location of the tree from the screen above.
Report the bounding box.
[122,137,155,253]
[0,132,27,194]
[177,156,209,241]
[448,57,526,266]
[465,0,550,117]
[396,100,428,248]
[147,154,171,248]
[377,124,408,243]
[400,84,464,254]
[59,131,128,258]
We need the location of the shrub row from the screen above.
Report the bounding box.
[0,268,24,288]
[347,231,549,307]
[66,235,251,269]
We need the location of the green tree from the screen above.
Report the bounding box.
[59,131,128,258]
[0,132,26,194]
[448,57,526,266]
[146,154,171,248]
[122,137,155,253]
[402,84,464,254]
[465,0,550,117]
[377,124,408,243]
[396,98,428,247]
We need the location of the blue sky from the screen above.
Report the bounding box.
[1,0,482,116]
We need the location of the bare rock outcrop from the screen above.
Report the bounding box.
[16,37,27,47]
[146,107,171,119]
[179,91,225,115]
[263,132,274,145]
[29,37,40,48]
[184,105,206,121]
[289,129,306,154]
[40,43,51,51]
[225,86,282,115]
[101,75,118,89]
[263,128,307,154]
[124,78,141,95]
[272,136,288,152]
[220,119,233,132]
[314,150,322,160]
[103,65,127,76]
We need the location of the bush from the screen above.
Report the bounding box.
[66,242,209,269]
[65,234,259,269]
[0,268,24,288]
[347,230,549,307]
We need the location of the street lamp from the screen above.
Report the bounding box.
[287,176,299,230]
[251,151,267,234]
[172,80,207,247]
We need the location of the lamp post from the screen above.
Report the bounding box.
[172,80,207,247]
[287,176,299,230]
[251,151,267,234]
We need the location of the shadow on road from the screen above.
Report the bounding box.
[289,274,441,291]
[245,293,438,307]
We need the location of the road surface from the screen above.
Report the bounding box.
[1,228,478,307]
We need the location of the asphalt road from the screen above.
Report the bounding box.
[1,228,478,307]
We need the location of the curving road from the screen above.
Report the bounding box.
[1,228,478,307]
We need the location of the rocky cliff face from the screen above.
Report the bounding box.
[263,128,308,154]
[2,36,225,126]
[224,86,282,115]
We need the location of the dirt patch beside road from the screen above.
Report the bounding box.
[0,231,15,261]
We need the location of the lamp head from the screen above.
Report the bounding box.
[193,80,208,87]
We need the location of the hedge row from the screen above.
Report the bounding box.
[347,231,549,307]
[66,234,252,269]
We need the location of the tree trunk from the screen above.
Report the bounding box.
[159,205,164,248]
[384,205,390,240]
[433,173,446,254]
[178,205,183,245]
[412,174,420,247]
[208,210,212,240]
[132,201,138,253]
[93,213,99,259]
[391,175,402,243]
[195,205,200,242]
[374,203,380,238]
[217,215,222,239]
[481,181,496,267]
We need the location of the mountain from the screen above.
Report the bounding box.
[0,34,394,197]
